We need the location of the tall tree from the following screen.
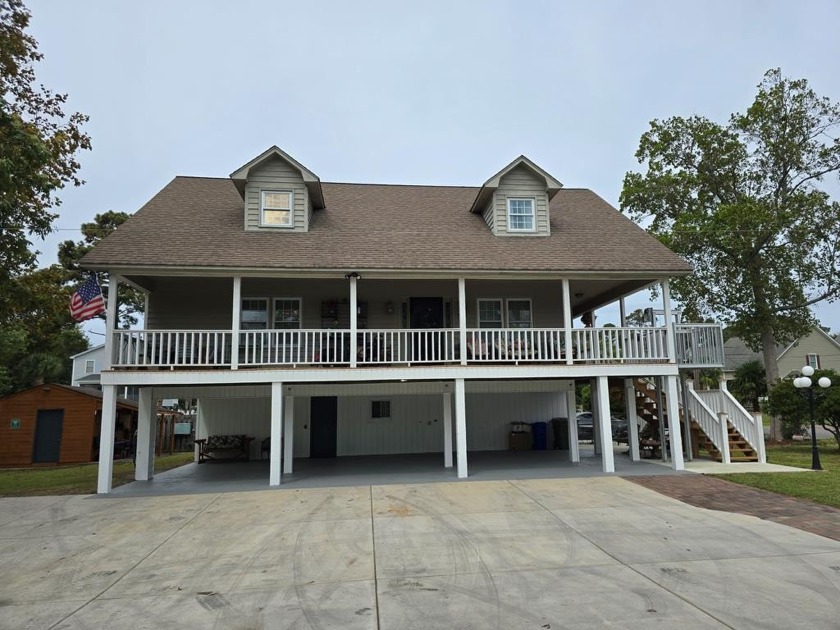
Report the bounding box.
[0,0,91,309]
[59,211,143,327]
[621,69,840,439]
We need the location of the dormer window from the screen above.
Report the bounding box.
[261,191,293,227]
[507,198,535,231]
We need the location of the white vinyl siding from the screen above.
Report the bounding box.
[244,156,310,232]
[261,191,293,227]
[492,164,550,236]
[507,198,535,231]
[482,203,495,233]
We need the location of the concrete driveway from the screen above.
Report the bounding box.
[2,477,840,629]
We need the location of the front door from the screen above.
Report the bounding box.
[33,409,64,463]
[410,297,444,361]
[310,396,338,458]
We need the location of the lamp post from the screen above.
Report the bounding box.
[793,366,832,471]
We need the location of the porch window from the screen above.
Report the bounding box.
[806,353,820,369]
[273,298,302,329]
[261,190,293,227]
[506,299,533,328]
[507,198,535,231]
[371,400,391,419]
[241,298,269,330]
[477,299,503,328]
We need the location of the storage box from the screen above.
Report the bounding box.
[509,431,531,451]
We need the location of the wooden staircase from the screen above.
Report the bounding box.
[633,378,758,463]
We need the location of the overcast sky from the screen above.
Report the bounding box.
[25,0,840,339]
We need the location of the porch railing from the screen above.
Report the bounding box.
[110,323,722,369]
[695,388,762,457]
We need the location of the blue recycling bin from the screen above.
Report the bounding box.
[531,421,548,450]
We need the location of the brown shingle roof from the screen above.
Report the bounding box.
[80,177,692,274]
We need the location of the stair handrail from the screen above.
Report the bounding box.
[684,380,727,455]
[694,382,763,460]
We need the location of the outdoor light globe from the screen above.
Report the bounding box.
[802,365,815,377]
[793,377,804,388]
[800,376,812,388]
[818,377,832,388]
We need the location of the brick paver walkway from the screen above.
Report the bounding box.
[627,474,840,541]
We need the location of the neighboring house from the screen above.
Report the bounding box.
[724,326,840,379]
[71,344,105,388]
[0,384,138,467]
[80,146,740,493]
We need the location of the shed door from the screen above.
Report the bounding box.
[33,409,64,463]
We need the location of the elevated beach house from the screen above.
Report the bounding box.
[81,147,754,493]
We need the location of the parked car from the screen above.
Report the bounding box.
[576,412,630,444]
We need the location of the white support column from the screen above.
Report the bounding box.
[458,278,467,366]
[665,375,685,470]
[97,385,118,494]
[661,278,677,364]
[752,411,767,463]
[594,376,615,473]
[625,379,640,461]
[270,382,284,486]
[135,387,156,481]
[443,392,453,468]
[103,274,119,371]
[349,275,358,368]
[231,276,241,370]
[718,412,731,464]
[283,395,294,474]
[562,279,573,365]
[455,378,467,479]
[656,377,667,461]
[566,387,579,462]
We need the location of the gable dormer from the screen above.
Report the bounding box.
[230,146,325,232]
[469,156,562,236]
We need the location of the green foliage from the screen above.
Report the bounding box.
[730,359,767,411]
[0,0,91,302]
[621,69,840,386]
[766,369,840,447]
[59,211,143,327]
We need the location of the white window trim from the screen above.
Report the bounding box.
[241,297,270,330]
[84,360,95,374]
[476,298,504,328]
[260,190,294,228]
[506,197,536,232]
[273,297,303,329]
[806,353,820,369]
[506,297,534,328]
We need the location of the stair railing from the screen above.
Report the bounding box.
[684,380,728,460]
[694,381,763,462]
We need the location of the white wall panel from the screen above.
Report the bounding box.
[466,392,567,450]
[198,397,271,460]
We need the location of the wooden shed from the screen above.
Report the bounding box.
[0,384,138,467]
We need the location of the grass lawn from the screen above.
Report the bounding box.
[0,452,195,497]
[716,440,840,509]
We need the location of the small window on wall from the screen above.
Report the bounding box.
[806,354,820,369]
[477,299,503,328]
[261,191,293,227]
[273,298,302,329]
[507,299,533,329]
[372,400,391,419]
[507,198,535,231]
[241,298,269,330]
[84,360,95,374]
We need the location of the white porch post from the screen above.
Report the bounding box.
[455,378,467,478]
[231,276,241,370]
[665,375,685,470]
[458,278,467,366]
[562,279,573,365]
[656,376,667,461]
[595,376,615,473]
[566,386,579,462]
[270,382,284,486]
[103,274,119,371]
[97,385,118,494]
[443,392,453,468]
[135,387,156,480]
[624,379,640,461]
[349,275,358,368]
[661,278,677,364]
[283,394,294,474]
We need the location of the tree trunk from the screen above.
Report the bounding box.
[761,326,782,441]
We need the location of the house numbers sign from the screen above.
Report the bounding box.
[10,419,21,430]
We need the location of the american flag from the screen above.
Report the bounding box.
[70,275,106,322]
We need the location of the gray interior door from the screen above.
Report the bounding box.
[310,396,338,458]
[33,409,64,463]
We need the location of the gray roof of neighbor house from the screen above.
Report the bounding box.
[80,176,693,274]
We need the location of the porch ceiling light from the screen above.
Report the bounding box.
[344,272,362,280]
[793,365,832,471]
